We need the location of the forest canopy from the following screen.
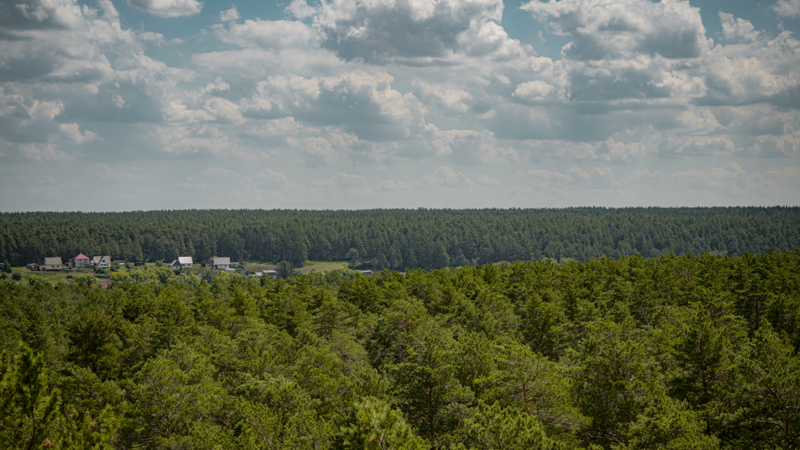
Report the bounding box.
[1,207,798,268]
[1,251,799,449]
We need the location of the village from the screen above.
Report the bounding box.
[8,254,374,285]
[29,254,280,280]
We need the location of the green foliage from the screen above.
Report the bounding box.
[2,207,799,269]
[0,251,798,449]
[276,260,297,279]
[452,401,564,450]
[340,397,426,450]
[0,345,64,448]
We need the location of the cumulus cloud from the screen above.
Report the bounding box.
[719,12,759,42]
[291,0,528,64]
[423,165,475,187]
[745,134,800,157]
[262,72,426,141]
[376,179,414,191]
[213,19,315,51]
[1,0,798,210]
[127,0,202,18]
[219,5,239,21]
[522,0,709,60]
[254,168,289,188]
[774,0,800,18]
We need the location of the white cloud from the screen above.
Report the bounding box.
[59,123,99,144]
[522,0,709,60]
[477,173,500,187]
[254,168,289,188]
[719,12,759,42]
[292,136,339,168]
[292,0,528,64]
[213,19,315,51]
[219,5,239,22]
[376,179,413,191]
[745,134,800,157]
[513,80,556,100]
[127,0,202,18]
[423,165,475,188]
[774,0,800,18]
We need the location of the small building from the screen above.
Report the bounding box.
[358,270,373,276]
[176,256,193,269]
[26,263,37,270]
[93,256,111,269]
[42,257,63,271]
[70,253,91,268]
[208,257,231,270]
[264,269,277,279]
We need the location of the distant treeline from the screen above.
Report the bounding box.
[1,207,798,268]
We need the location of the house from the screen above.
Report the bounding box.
[70,253,91,268]
[93,256,111,269]
[169,257,193,270]
[264,269,277,279]
[176,256,193,269]
[208,257,231,270]
[42,257,63,271]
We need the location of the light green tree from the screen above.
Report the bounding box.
[451,401,563,450]
[340,397,427,450]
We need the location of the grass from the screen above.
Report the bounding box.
[242,260,350,274]
[5,263,164,284]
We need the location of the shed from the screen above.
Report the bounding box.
[42,257,63,271]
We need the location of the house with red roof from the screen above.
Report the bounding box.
[70,253,91,268]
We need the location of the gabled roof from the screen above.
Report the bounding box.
[264,269,277,274]
[211,257,231,265]
[92,256,102,264]
[178,256,193,264]
[70,253,89,260]
[169,260,178,266]
[44,257,62,265]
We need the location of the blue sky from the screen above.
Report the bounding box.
[1,0,799,211]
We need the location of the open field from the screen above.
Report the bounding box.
[243,260,349,274]
[5,263,166,284]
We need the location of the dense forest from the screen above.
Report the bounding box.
[1,207,799,268]
[2,251,800,449]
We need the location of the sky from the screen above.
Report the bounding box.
[1,0,799,211]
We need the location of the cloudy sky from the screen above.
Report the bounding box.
[1,0,799,211]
